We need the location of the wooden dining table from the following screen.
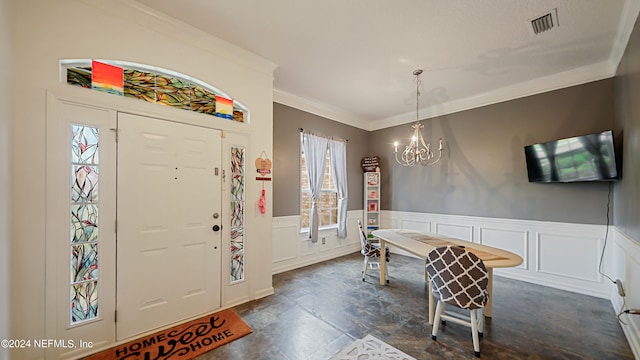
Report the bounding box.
[371,229,523,324]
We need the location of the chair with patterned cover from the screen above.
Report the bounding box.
[357,219,390,282]
[425,245,489,358]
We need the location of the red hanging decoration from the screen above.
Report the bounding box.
[258,182,266,214]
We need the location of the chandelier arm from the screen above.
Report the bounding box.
[395,144,416,166]
[418,148,443,166]
[416,127,433,162]
[401,145,416,166]
[394,145,408,166]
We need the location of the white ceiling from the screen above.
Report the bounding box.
[134,0,639,131]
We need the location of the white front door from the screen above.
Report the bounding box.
[116,113,222,340]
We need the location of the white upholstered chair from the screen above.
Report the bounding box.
[425,245,489,358]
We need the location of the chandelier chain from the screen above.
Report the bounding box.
[415,71,421,122]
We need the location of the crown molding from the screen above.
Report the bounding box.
[369,61,616,131]
[273,88,372,130]
[609,0,640,73]
[275,60,617,132]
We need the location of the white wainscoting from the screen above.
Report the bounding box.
[380,210,613,299]
[612,229,640,358]
[272,210,614,298]
[271,210,361,274]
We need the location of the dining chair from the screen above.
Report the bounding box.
[425,245,489,358]
[357,219,389,283]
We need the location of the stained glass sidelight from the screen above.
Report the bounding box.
[72,126,99,164]
[71,281,98,323]
[231,201,244,228]
[230,146,245,282]
[230,228,244,282]
[70,124,100,324]
[72,165,99,202]
[71,243,99,282]
[71,205,99,243]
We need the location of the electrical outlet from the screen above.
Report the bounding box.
[321,237,326,245]
[616,279,625,297]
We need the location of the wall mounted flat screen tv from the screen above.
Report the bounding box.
[524,130,619,183]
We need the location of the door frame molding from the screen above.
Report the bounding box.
[45,92,118,359]
[44,87,244,357]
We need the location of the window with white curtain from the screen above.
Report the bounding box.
[300,146,338,230]
[300,132,348,241]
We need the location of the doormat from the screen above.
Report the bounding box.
[83,309,252,360]
[330,334,416,360]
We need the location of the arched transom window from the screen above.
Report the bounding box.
[62,59,249,123]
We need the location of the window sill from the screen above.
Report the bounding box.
[299,225,338,237]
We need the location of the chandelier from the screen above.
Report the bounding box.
[393,69,444,167]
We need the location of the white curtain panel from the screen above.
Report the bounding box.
[302,132,329,243]
[329,139,348,238]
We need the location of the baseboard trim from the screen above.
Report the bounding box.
[272,245,360,275]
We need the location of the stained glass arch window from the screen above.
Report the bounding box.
[61,59,249,123]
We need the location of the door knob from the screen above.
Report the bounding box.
[212,225,221,232]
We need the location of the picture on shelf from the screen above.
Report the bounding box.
[368,217,377,225]
[368,202,378,212]
[368,190,377,198]
[366,173,379,186]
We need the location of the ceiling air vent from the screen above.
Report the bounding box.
[528,8,559,35]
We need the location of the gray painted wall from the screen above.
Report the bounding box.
[274,80,617,225]
[272,33,640,231]
[614,14,640,243]
[369,79,616,225]
[273,103,370,217]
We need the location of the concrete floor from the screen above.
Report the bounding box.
[197,252,635,360]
